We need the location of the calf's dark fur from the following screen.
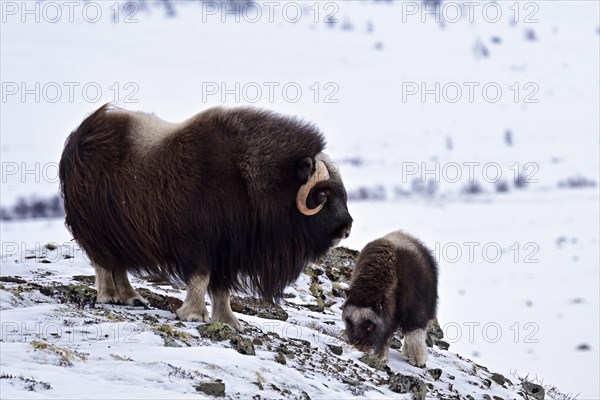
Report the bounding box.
[343,230,438,367]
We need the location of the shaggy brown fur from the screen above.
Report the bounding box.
[60,104,352,328]
[342,230,438,367]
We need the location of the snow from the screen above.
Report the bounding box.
[1,243,527,399]
[1,0,599,398]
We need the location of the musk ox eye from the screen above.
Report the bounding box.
[317,190,327,203]
[364,320,375,333]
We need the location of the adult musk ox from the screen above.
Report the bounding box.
[342,230,438,367]
[59,104,353,330]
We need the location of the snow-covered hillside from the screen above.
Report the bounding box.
[1,0,598,398]
[1,243,554,399]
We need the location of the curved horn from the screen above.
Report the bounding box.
[296,160,330,216]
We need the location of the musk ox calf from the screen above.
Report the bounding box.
[343,230,438,367]
[59,104,353,330]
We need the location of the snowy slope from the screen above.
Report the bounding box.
[1,243,550,399]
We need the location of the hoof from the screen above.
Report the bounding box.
[132,298,150,309]
[176,304,210,322]
[96,294,121,305]
[211,311,242,332]
[224,318,243,332]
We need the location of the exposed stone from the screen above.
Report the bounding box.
[428,368,442,381]
[521,381,545,400]
[230,296,288,321]
[135,287,183,312]
[0,276,27,284]
[143,314,159,323]
[425,319,444,347]
[162,335,182,348]
[38,284,97,308]
[275,353,286,364]
[359,354,387,371]
[231,336,255,355]
[320,247,358,284]
[197,322,254,355]
[327,344,343,356]
[197,322,239,342]
[195,381,225,397]
[72,275,95,285]
[436,340,450,350]
[388,373,428,400]
[576,343,591,351]
[489,372,510,386]
[389,334,403,349]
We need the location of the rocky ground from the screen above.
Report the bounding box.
[1,244,554,399]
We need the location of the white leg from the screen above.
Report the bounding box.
[94,263,120,304]
[94,263,146,306]
[111,268,146,306]
[210,287,241,331]
[402,329,427,368]
[176,274,210,322]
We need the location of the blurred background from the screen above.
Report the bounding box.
[1,1,598,397]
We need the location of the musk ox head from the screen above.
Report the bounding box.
[295,153,352,249]
[342,301,392,352]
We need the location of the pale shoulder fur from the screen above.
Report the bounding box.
[383,230,421,255]
[118,110,185,155]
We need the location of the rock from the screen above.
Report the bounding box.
[230,296,288,321]
[195,381,225,397]
[521,382,544,400]
[428,368,442,381]
[576,343,591,351]
[331,285,345,298]
[426,319,444,347]
[436,340,450,350]
[299,391,311,400]
[72,275,95,285]
[327,344,343,356]
[143,314,159,323]
[231,336,255,355]
[38,284,97,308]
[0,276,27,284]
[275,353,286,364]
[197,322,254,355]
[359,354,387,371]
[489,372,509,386]
[197,322,239,342]
[289,338,310,347]
[135,288,183,312]
[320,247,358,284]
[162,335,182,348]
[389,334,403,349]
[388,373,428,400]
